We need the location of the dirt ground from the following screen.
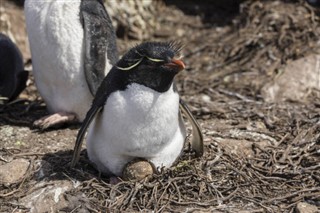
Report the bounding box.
[1,0,320,212]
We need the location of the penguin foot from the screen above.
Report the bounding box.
[33,112,77,129]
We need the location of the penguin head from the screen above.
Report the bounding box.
[116,41,185,93]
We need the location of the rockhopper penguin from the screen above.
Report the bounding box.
[24,0,118,129]
[0,33,28,103]
[71,42,203,176]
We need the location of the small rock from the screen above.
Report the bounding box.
[261,54,320,102]
[176,28,185,37]
[201,94,211,103]
[122,159,154,181]
[20,181,72,213]
[0,158,29,184]
[296,202,319,213]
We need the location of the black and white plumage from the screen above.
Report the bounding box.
[24,0,118,128]
[71,42,203,176]
[0,33,28,103]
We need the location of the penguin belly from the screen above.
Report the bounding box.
[86,83,186,176]
[25,0,91,120]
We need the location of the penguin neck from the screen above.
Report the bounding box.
[126,82,177,97]
[115,82,179,116]
[123,70,176,93]
[102,68,177,99]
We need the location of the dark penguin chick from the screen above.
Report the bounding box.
[24,0,118,129]
[71,41,203,177]
[306,0,320,7]
[0,33,28,103]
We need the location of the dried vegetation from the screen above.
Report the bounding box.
[1,0,320,212]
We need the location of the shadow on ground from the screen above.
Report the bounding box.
[0,100,81,132]
[0,100,46,128]
[40,149,104,182]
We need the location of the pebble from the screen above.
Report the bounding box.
[0,158,30,184]
[295,202,319,213]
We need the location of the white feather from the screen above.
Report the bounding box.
[87,83,186,176]
[24,0,112,121]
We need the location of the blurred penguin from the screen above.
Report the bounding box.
[0,33,28,103]
[306,0,320,7]
[24,0,118,129]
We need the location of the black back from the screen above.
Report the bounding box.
[80,0,118,96]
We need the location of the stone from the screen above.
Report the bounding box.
[296,202,319,213]
[261,54,320,102]
[0,158,30,184]
[20,181,73,213]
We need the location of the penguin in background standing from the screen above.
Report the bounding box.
[24,0,118,129]
[0,33,29,103]
[71,42,203,177]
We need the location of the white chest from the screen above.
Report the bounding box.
[89,83,180,153]
[86,84,186,175]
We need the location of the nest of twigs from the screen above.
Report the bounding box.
[1,0,320,212]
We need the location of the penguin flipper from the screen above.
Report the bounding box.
[70,105,102,167]
[179,99,204,157]
[71,66,118,167]
[80,0,118,96]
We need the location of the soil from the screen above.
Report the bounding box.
[1,0,320,212]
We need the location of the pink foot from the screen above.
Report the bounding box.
[33,112,77,129]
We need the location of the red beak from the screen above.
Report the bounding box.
[165,59,185,72]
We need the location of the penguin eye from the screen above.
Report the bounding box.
[145,56,164,63]
[116,58,143,71]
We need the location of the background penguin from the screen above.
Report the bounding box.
[24,0,118,129]
[71,41,203,177]
[0,33,28,103]
[306,0,320,7]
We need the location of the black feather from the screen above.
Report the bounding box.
[71,41,185,167]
